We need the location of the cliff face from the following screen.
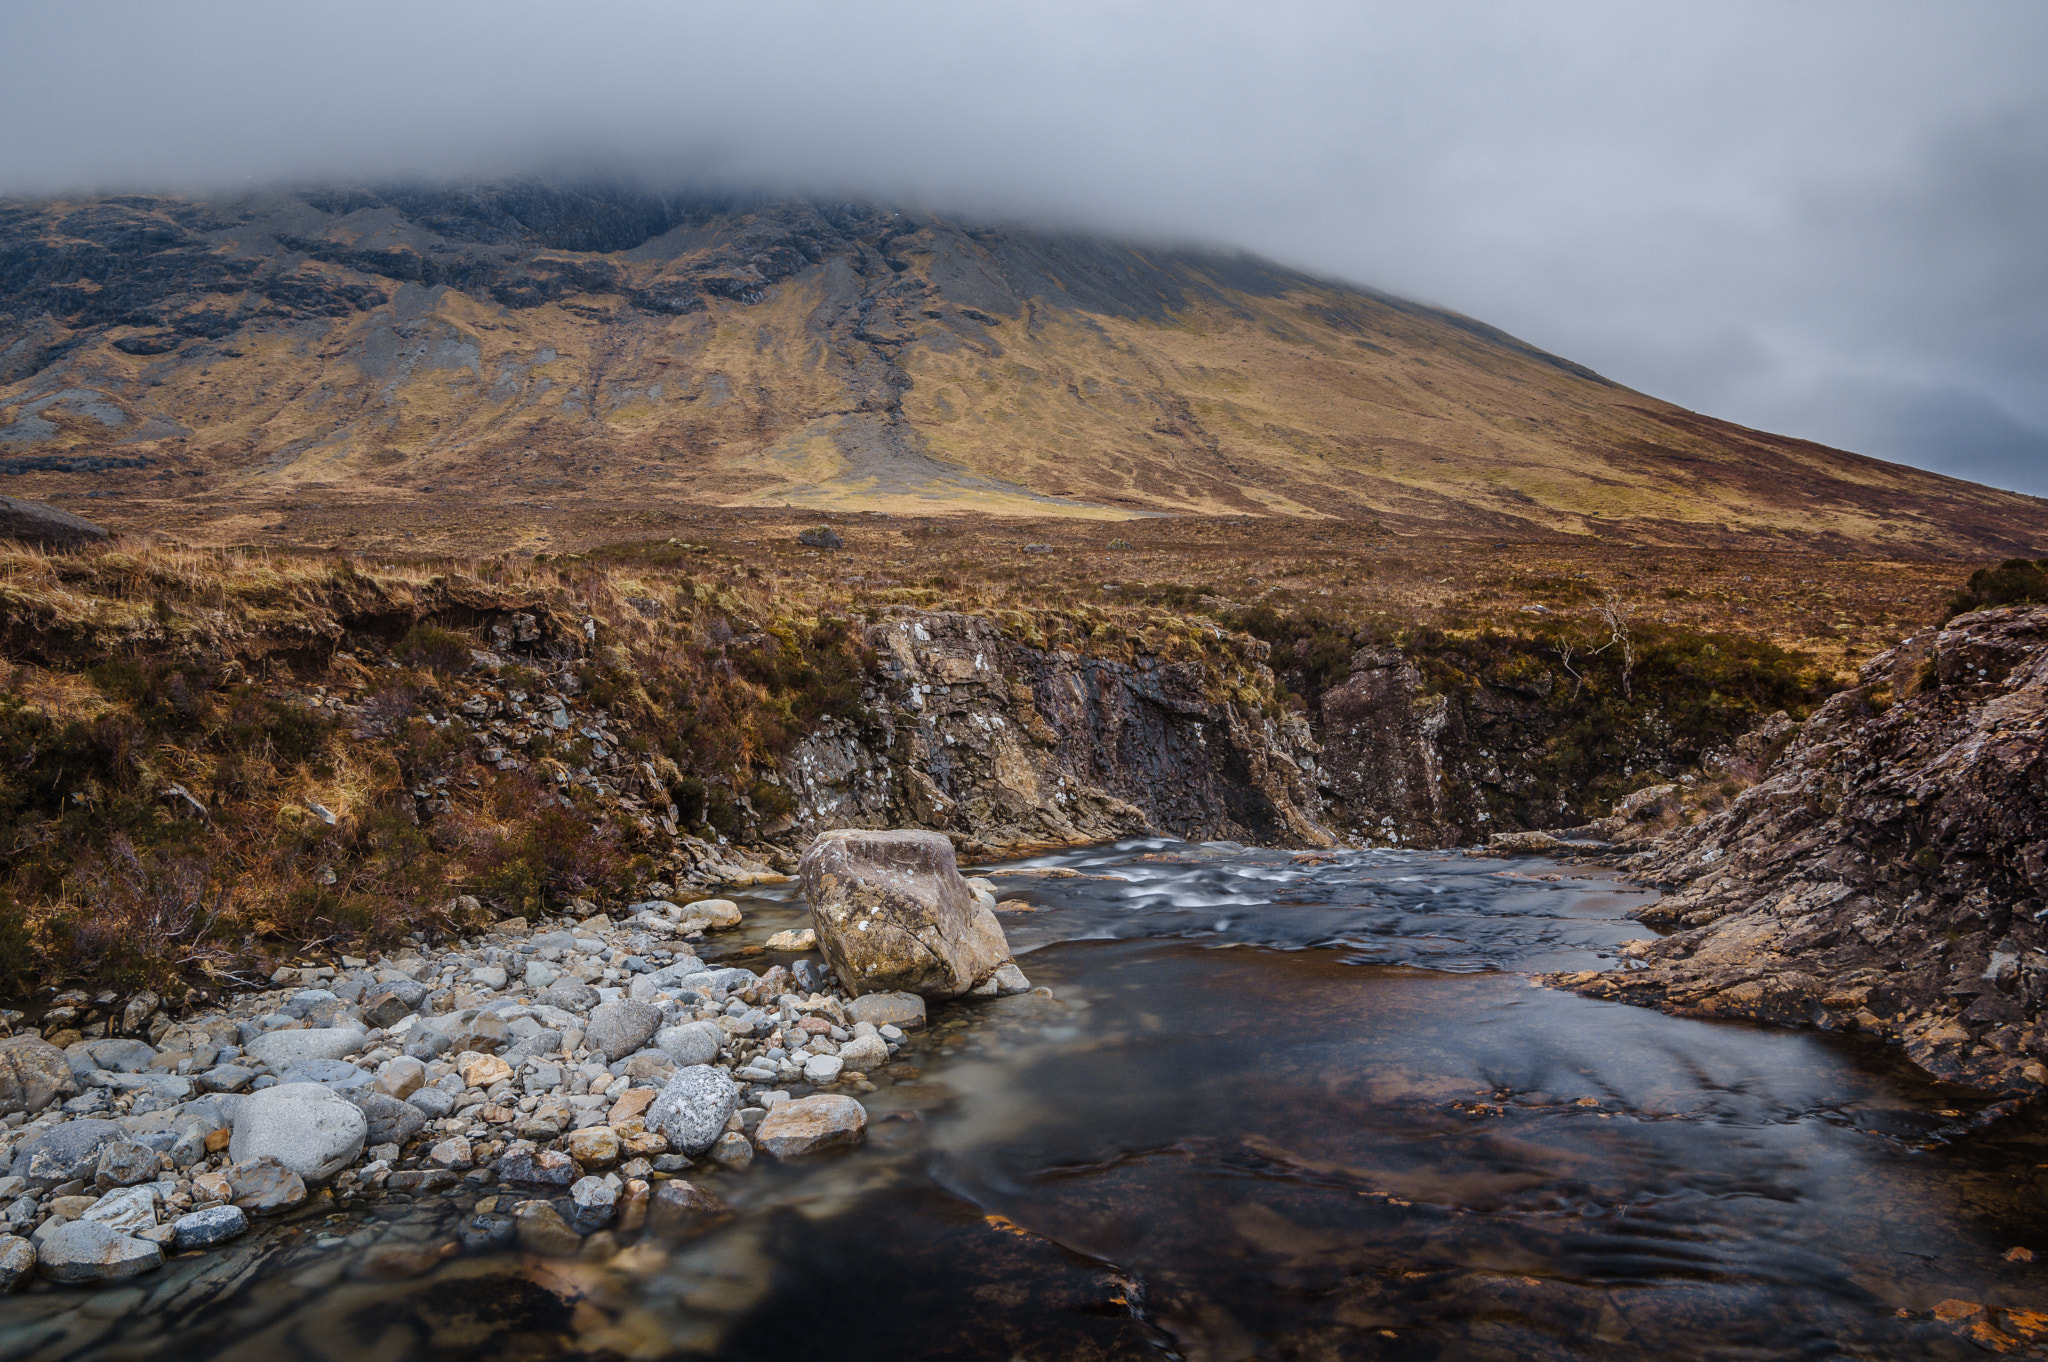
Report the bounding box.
[1558,606,2048,1094]
[782,610,1332,855]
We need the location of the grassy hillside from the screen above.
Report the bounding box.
[1,187,2043,556]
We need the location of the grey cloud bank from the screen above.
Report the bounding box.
[7,0,2045,494]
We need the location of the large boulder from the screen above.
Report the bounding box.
[0,496,109,551]
[799,829,1014,999]
[0,1035,78,1117]
[228,1082,367,1183]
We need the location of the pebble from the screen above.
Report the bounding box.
[171,1205,248,1249]
[514,1199,584,1256]
[646,1180,727,1236]
[568,1175,616,1232]
[0,1234,34,1291]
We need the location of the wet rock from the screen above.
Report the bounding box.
[11,1119,125,1191]
[645,1180,728,1237]
[1578,606,2048,1094]
[567,1175,615,1232]
[229,1082,368,1183]
[171,1205,247,1249]
[709,1132,753,1170]
[967,961,1033,997]
[345,1090,428,1147]
[801,829,1015,1000]
[654,1021,722,1066]
[616,1179,650,1233]
[846,991,927,1031]
[0,1034,79,1116]
[646,1065,739,1156]
[688,898,743,928]
[765,928,817,951]
[584,1000,660,1060]
[498,1144,578,1190]
[384,1169,458,1193]
[80,1185,157,1234]
[225,1156,308,1213]
[513,1199,583,1256]
[460,1211,517,1251]
[93,1141,161,1191]
[243,1026,367,1070]
[754,1093,867,1159]
[0,1234,33,1292]
[35,1220,161,1283]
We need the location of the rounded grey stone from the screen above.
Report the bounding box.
[35,1220,162,1284]
[583,999,660,1061]
[654,1021,722,1067]
[10,1119,125,1191]
[646,1065,739,1156]
[228,1082,368,1183]
[171,1203,249,1249]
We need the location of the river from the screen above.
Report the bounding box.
[3,840,2043,1360]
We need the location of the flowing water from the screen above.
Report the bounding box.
[6,840,2046,1360]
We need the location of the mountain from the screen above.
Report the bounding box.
[1,181,2043,554]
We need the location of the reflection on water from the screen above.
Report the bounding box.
[6,840,2046,1361]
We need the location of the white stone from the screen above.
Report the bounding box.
[80,1186,157,1234]
[244,1027,367,1070]
[228,1082,368,1184]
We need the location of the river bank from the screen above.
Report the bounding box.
[3,839,2044,1361]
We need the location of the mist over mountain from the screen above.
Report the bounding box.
[1,181,2043,555]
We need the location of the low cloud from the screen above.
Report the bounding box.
[6,0,2045,494]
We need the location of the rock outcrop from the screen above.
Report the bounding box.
[801,829,1014,999]
[0,496,108,551]
[1557,606,2048,1093]
[781,611,1334,855]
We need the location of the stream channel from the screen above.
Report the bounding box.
[3,839,2045,1360]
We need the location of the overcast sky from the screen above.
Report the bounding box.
[7,1,2045,495]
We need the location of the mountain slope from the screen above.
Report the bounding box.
[1,182,2042,554]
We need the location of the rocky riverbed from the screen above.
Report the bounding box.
[0,859,1039,1291]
